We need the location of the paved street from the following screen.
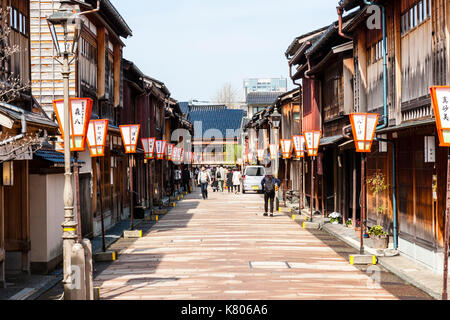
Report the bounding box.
[93,188,431,300]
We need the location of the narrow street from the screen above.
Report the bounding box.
[93,188,431,300]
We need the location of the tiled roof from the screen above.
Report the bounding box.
[188,109,244,138]
[35,149,84,164]
[179,102,190,115]
[246,92,282,105]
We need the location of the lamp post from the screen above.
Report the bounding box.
[430,86,450,300]
[120,125,141,231]
[293,135,306,210]
[86,119,109,252]
[304,131,322,222]
[349,113,379,255]
[47,0,84,299]
[280,139,293,207]
[270,110,282,211]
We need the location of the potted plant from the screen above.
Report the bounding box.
[329,212,342,225]
[368,225,389,249]
[345,219,353,228]
[367,172,389,195]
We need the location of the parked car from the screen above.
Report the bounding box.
[242,166,266,194]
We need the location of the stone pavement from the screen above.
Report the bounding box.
[93,188,432,300]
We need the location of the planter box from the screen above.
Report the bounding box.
[371,235,389,249]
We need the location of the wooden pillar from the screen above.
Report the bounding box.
[22,161,30,274]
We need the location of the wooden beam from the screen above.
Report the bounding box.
[97,27,106,99]
[113,43,122,107]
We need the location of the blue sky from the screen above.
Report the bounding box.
[110,0,339,102]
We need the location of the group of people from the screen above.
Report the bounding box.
[195,166,242,200]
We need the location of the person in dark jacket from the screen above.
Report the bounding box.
[182,166,191,194]
[261,169,281,217]
[226,168,233,193]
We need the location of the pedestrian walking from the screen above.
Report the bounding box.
[182,166,191,194]
[226,169,233,193]
[216,165,226,192]
[197,166,211,200]
[261,169,281,217]
[232,168,242,194]
[174,166,182,193]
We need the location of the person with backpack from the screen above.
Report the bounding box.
[197,166,212,200]
[261,169,281,217]
[216,165,226,192]
[226,168,233,193]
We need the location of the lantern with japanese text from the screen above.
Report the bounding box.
[303,131,321,157]
[141,138,156,160]
[349,113,379,153]
[292,135,306,158]
[179,148,184,163]
[431,86,450,146]
[257,149,265,162]
[166,144,174,161]
[269,144,278,160]
[280,139,293,159]
[86,119,109,157]
[53,98,93,152]
[155,140,167,160]
[120,125,140,154]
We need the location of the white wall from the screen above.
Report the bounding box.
[30,175,47,263]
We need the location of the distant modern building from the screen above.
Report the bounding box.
[243,78,288,98]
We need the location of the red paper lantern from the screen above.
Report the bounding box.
[155,140,167,160]
[280,139,293,159]
[303,131,322,157]
[349,113,379,153]
[86,119,109,157]
[53,98,93,152]
[120,125,141,154]
[292,135,305,158]
[141,138,156,160]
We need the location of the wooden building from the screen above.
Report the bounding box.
[1,0,60,282]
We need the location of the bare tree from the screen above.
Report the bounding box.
[0,6,29,103]
[212,82,239,106]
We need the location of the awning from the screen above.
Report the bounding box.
[35,149,85,165]
[320,135,346,147]
[376,118,436,134]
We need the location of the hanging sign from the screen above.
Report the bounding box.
[120,125,140,154]
[430,86,450,146]
[86,119,109,157]
[349,113,379,153]
[141,137,156,160]
[280,139,293,159]
[304,131,321,157]
[166,144,174,161]
[292,135,306,158]
[156,140,167,160]
[180,148,184,163]
[53,98,93,152]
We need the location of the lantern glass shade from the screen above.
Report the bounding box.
[155,140,167,160]
[292,135,306,158]
[120,125,140,154]
[430,86,450,146]
[53,98,93,152]
[141,138,156,160]
[349,113,379,153]
[270,110,282,129]
[304,131,322,157]
[47,1,83,56]
[86,119,109,157]
[280,139,294,159]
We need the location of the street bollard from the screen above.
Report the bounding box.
[82,239,94,300]
[68,243,87,300]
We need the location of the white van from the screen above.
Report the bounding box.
[242,166,266,194]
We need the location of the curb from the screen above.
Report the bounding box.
[322,224,439,300]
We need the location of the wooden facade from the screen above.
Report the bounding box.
[285,0,450,272]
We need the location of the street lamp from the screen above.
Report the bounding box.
[47,0,84,299]
[304,131,322,222]
[349,113,379,255]
[293,135,306,210]
[430,86,450,300]
[269,109,282,211]
[120,125,141,231]
[280,139,293,207]
[86,119,109,252]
